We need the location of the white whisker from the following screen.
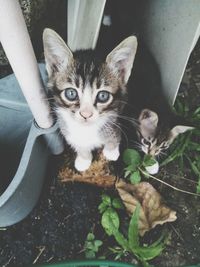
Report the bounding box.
[108,120,129,148]
[108,112,137,124]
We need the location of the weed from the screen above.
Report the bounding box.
[161,97,200,193]
[84,232,103,259]
[99,197,165,266]
[123,148,157,183]
[98,194,124,214]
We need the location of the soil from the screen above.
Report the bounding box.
[0,156,103,266]
[1,2,200,267]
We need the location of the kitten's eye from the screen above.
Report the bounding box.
[64,88,78,101]
[96,91,110,103]
[142,138,151,146]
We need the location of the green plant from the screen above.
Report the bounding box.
[123,149,157,184]
[108,246,128,261]
[98,194,124,214]
[99,200,165,266]
[84,233,103,259]
[161,97,200,193]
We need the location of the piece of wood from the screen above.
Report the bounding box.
[59,172,116,188]
[59,152,117,188]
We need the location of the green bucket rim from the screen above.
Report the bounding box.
[34,259,200,267]
[35,260,137,267]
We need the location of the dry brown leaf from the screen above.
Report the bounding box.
[59,151,116,188]
[116,179,177,236]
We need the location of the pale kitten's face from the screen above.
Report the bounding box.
[137,109,193,157]
[46,52,126,127]
[43,29,138,129]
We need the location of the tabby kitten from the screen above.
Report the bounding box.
[125,43,193,157]
[43,29,137,171]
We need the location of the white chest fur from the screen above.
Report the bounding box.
[57,109,104,151]
[66,123,103,150]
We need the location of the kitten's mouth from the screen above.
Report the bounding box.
[79,118,93,124]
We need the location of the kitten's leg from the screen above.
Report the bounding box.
[103,142,120,161]
[75,149,92,172]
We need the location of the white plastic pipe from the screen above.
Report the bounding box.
[0,0,53,129]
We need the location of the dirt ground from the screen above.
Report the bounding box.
[0,156,102,266]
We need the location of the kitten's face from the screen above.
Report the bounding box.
[137,109,193,156]
[47,59,128,126]
[49,66,119,125]
[43,29,137,126]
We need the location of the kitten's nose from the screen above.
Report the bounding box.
[79,110,93,119]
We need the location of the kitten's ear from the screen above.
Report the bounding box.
[169,125,194,141]
[138,109,158,138]
[43,28,73,76]
[106,36,138,84]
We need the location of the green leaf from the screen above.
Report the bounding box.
[147,234,166,249]
[112,198,124,209]
[143,155,157,167]
[128,204,140,249]
[125,165,137,172]
[123,149,142,169]
[161,133,191,166]
[114,253,123,261]
[134,235,165,261]
[98,202,107,214]
[101,208,120,236]
[186,155,200,176]
[187,141,200,151]
[94,240,103,248]
[135,242,164,260]
[130,171,141,184]
[102,194,111,206]
[112,228,129,251]
[98,194,112,213]
[85,242,95,251]
[85,250,96,259]
[87,233,95,241]
[193,106,200,115]
[124,170,131,178]
[92,245,99,253]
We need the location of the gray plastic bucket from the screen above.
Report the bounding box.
[0,64,63,227]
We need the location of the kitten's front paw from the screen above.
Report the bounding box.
[75,157,91,172]
[145,161,159,175]
[103,146,120,161]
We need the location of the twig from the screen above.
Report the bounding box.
[170,224,184,242]
[139,168,200,197]
[33,246,45,264]
[168,173,198,184]
[46,256,54,263]
[3,255,14,267]
[60,174,116,188]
